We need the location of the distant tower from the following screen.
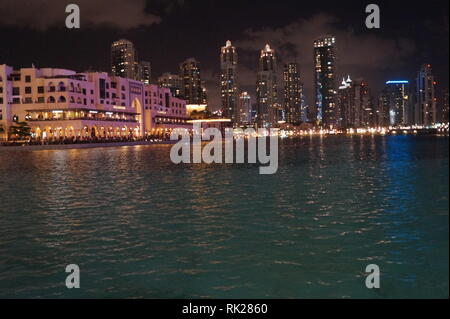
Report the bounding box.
[442,89,449,123]
[220,41,238,122]
[111,39,138,79]
[313,36,337,127]
[180,58,204,105]
[138,61,151,84]
[256,44,278,128]
[338,76,373,128]
[238,91,252,124]
[381,80,410,126]
[414,64,437,126]
[158,73,183,98]
[283,62,305,124]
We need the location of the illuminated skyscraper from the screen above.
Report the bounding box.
[180,58,205,105]
[442,89,449,123]
[256,44,278,128]
[111,39,139,80]
[337,76,374,128]
[314,36,337,127]
[283,62,305,124]
[158,73,183,98]
[414,64,437,125]
[381,80,410,126]
[238,91,252,124]
[138,61,151,84]
[220,41,238,123]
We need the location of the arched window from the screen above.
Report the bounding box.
[48,82,56,92]
[70,83,75,92]
[0,76,3,82]
[47,96,56,103]
[70,96,75,103]
[77,97,82,104]
[77,84,81,93]
[58,82,66,92]
[58,96,66,103]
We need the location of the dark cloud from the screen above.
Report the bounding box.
[0,0,161,30]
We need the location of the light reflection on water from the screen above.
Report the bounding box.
[0,136,448,298]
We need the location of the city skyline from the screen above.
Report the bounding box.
[0,0,448,114]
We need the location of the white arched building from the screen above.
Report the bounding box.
[0,64,189,140]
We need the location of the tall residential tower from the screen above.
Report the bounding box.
[180,58,205,105]
[256,44,278,128]
[283,62,305,124]
[220,41,238,123]
[414,64,437,126]
[111,39,139,80]
[314,36,337,127]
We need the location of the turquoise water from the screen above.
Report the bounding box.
[0,135,448,299]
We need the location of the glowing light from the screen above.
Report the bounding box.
[386,80,409,85]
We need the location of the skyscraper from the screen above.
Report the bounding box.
[414,64,437,126]
[381,80,410,126]
[238,91,252,125]
[442,89,449,123]
[337,76,374,128]
[314,36,337,127]
[111,39,138,80]
[283,62,305,124]
[220,41,238,123]
[180,58,205,105]
[138,61,151,85]
[158,73,183,98]
[256,44,278,128]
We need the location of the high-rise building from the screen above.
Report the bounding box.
[158,73,183,98]
[111,39,139,80]
[220,41,238,123]
[238,91,252,125]
[314,36,337,127]
[180,58,204,105]
[138,61,151,85]
[337,76,374,128]
[414,64,437,126]
[442,89,449,123]
[380,80,410,126]
[256,44,278,128]
[283,62,305,124]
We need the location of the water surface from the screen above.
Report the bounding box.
[0,135,448,298]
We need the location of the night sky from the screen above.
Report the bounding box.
[0,0,448,110]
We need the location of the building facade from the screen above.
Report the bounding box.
[414,64,437,126]
[337,77,374,128]
[238,91,252,125]
[380,80,410,127]
[180,58,204,105]
[0,64,188,141]
[138,61,152,85]
[220,41,239,123]
[314,36,337,127]
[283,62,305,124]
[111,39,139,80]
[158,73,183,98]
[256,44,278,128]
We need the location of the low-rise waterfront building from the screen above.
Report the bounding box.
[0,64,189,141]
